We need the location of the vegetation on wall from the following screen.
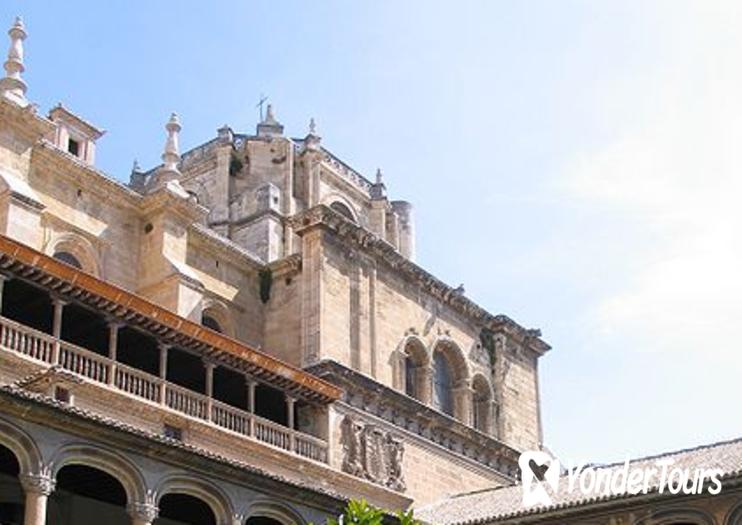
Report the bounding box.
[258,269,273,304]
[229,154,243,177]
[479,327,497,366]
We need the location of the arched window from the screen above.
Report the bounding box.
[53,251,82,269]
[472,375,493,434]
[330,201,356,222]
[432,351,454,416]
[401,339,428,401]
[201,314,222,333]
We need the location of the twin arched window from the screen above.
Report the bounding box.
[432,351,454,416]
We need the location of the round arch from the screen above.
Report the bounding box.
[46,232,101,277]
[154,474,233,525]
[431,338,470,420]
[50,443,146,505]
[322,194,359,223]
[633,508,717,525]
[245,498,307,525]
[726,503,742,525]
[201,298,236,338]
[396,335,430,401]
[0,417,43,476]
[471,373,494,434]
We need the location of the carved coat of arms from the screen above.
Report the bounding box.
[340,415,406,492]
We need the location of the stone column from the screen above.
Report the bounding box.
[246,378,257,436]
[286,395,296,452]
[158,344,169,405]
[453,382,474,427]
[418,366,434,405]
[20,472,55,525]
[127,502,158,525]
[204,360,216,421]
[51,297,66,364]
[107,321,121,386]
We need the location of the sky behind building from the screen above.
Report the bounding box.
[3,0,740,464]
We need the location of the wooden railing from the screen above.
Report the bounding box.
[0,316,329,463]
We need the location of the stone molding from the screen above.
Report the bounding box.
[127,502,159,522]
[291,205,550,355]
[307,360,520,480]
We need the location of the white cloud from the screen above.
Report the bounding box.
[559,1,742,360]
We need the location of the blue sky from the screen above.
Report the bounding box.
[3,1,740,464]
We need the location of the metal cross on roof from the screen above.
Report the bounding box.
[256,93,268,122]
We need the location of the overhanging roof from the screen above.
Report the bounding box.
[0,234,342,404]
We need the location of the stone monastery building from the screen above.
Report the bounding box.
[0,15,740,525]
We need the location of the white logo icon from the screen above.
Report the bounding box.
[519,451,560,507]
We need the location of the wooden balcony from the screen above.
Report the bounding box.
[0,315,329,463]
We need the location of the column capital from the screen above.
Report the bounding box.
[50,295,68,307]
[202,358,218,370]
[128,501,159,522]
[20,472,55,496]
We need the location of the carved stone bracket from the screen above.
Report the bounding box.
[340,414,406,492]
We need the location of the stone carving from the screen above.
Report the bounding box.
[19,470,55,496]
[340,415,406,492]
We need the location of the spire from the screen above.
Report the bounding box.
[304,117,321,152]
[0,16,28,107]
[256,103,284,137]
[370,167,387,200]
[154,113,181,186]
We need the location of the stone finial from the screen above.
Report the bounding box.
[264,104,277,124]
[0,16,28,107]
[256,104,284,137]
[370,167,387,200]
[153,113,182,187]
[304,117,321,152]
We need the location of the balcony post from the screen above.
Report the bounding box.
[107,321,121,386]
[20,471,55,525]
[286,395,296,452]
[51,297,66,364]
[204,360,216,421]
[158,343,169,405]
[246,378,256,436]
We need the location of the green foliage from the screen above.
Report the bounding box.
[229,154,243,177]
[258,269,272,304]
[479,327,497,367]
[320,499,421,525]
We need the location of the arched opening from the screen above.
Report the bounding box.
[0,445,23,525]
[431,341,469,421]
[53,251,83,269]
[156,493,216,525]
[201,314,222,334]
[50,464,128,525]
[329,201,356,222]
[472,375,492,434]
[432,351,454,416]
[402,339,428,401]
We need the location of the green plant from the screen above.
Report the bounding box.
[321,499,421,525]
[479,327,497,366]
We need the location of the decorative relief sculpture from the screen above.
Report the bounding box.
[340,415,406,492]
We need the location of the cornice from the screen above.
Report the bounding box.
[32,140,142,209]
[189,223,264,271]
[306,360,521,480]
[0,97,56,139]
[291,205,551,355]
